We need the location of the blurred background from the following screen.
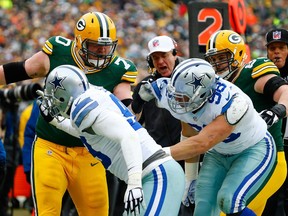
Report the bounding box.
[0,0,287,215]
[0,0,286,73]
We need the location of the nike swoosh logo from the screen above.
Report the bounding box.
[90,162,99,167]
[225,91,230,101]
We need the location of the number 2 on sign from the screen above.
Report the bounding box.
[198,8,223,46]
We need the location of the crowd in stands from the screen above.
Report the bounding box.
[0,0,287,72]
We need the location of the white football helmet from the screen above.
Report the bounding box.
[167,58,216,114]
[44,65,90,119]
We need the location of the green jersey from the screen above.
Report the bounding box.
[36,36,138,147]
[234,57,284,151]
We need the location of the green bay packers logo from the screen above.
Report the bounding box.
[76,18,86,31]
[228,33,242,44]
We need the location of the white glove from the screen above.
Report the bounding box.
[138,79,155,102]
[123,173,146,216]
[36,90,54,123]
[182,162,198,207]
[182,179,196,207]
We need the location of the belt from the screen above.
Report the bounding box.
[142,149,168,170]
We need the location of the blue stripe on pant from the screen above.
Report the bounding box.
[142,160,185,216]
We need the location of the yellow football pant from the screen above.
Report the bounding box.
[220,151,287,215]
[32,137,109,216]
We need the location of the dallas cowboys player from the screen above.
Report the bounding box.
[37,65,185,216]
[139,58,276,216]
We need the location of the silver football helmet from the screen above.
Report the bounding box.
[44,65,90,119]
[167,58,216,114]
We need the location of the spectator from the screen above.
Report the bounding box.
[265,28,288,216]
[132,35,194,215]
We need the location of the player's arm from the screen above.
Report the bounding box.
[89,108,145,212]
[113,82,134,114]
[169,115,235,161]
[89,109,142,172]
[113,82,132,101]
[50,118,80,138]
[255,73,288,125]
[0,51,50,85]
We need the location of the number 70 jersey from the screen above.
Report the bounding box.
[37,35,138,147]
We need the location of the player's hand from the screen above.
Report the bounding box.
[123,186,145,216]
[36,90,54,123]
[182,179,196,207]
[138,79,155,102]
[260,104,286,128]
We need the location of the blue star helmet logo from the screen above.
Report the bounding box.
[186,73,206,93]
[49,72,66,91]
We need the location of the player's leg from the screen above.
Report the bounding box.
[31,137,68,216]
[194,151,226,216]
[217,135,276,214]
[142,159,185,216]
[67,147,108,216]
[248,151,287,215]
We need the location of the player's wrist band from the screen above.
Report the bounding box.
[3,61,31,84]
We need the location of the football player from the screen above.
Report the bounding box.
[139,58,277,215]
[37,64,185,216]
[205,29,288,216]
[0,12,138,215]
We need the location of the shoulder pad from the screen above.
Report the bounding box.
[247,57,280,79]
[225,94,249,125]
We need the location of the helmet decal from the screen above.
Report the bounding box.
[228,33,242,44]
[187,73,206,94]
[49,72,66,91]
[76,18,86,31]
[94,12,109,38]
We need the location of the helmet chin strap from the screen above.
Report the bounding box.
[217,66,237,81]
[217,69,230,79]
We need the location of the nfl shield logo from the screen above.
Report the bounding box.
[152,39,160,47]
[273,31,281,40]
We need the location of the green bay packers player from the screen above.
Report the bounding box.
[0,12,138,216]
[205,29,288,216]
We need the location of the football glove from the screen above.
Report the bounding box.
[36,90,54,123]
[138,79,155,102]
[182,161,198,207]
[182,179,196,207]
[260,104,286,128]
[123,173,146,216]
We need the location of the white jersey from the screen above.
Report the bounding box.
[152,76,267,155]
[53,86,166,182]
